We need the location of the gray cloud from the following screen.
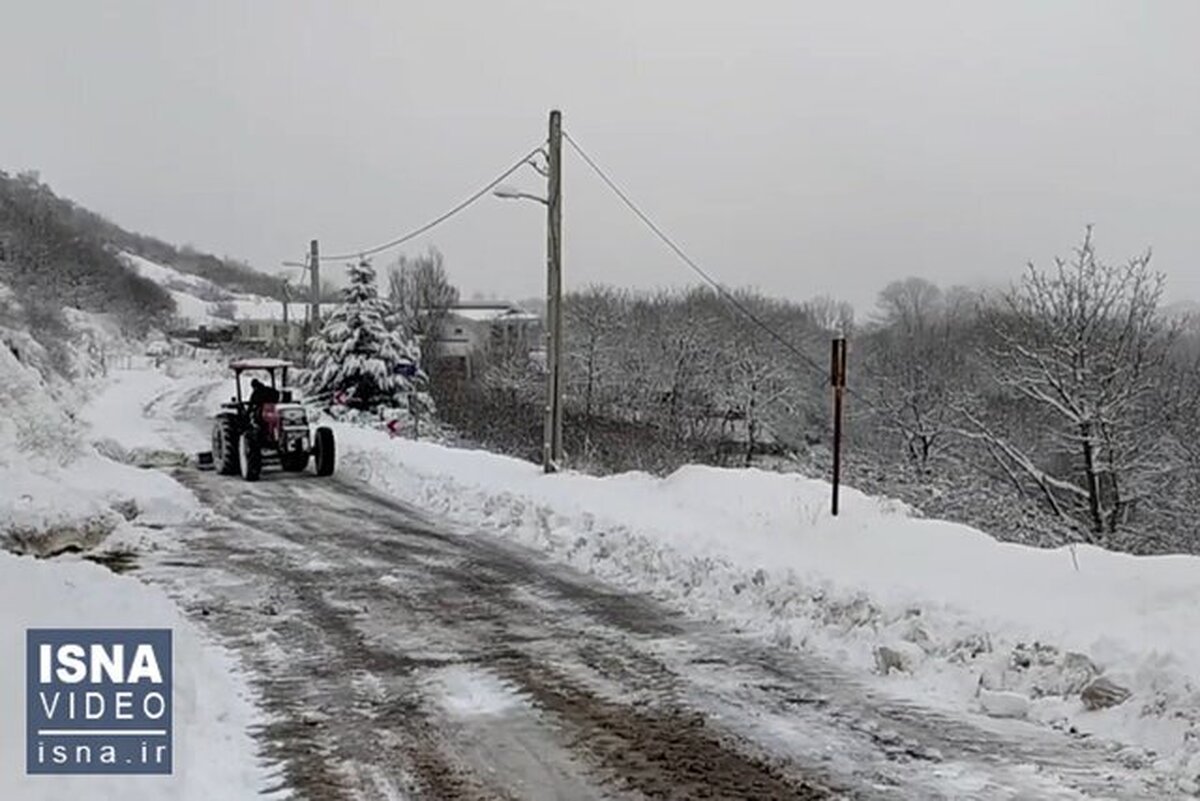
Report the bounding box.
[3,0,1197,312]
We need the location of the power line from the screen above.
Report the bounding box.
[320,141,548,262]
[561,129,834,383]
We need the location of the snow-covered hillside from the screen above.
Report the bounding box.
[0,292,192,553]
[119,252,288,328]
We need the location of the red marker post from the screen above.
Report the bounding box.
[830,337,848,516]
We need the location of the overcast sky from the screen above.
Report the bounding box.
[3,1,1198,313]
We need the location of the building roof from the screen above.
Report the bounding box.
[455,308,537,323]
[229,357,295,371]
[452,300,521,307]
[236,300,342,323]
[444,301,540,323]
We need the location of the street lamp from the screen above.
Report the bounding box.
[493,184,547,205]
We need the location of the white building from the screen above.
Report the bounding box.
[234,301,342,349]
[432,301,542,378]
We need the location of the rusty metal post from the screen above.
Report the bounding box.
[543,109,564,472]
[831,337,847,516]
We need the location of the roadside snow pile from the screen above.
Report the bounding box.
[0,550,270,800]
[0,326,272,797]
[336,425,1200,789]
[0,314,202,555]
[0,301,274,798]
[0,324,79,461]
[0,452,199,557]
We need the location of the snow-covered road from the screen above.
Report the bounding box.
[65,363,1180,798]
[131,467,1154,799]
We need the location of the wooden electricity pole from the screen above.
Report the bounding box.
[544,109,564,473]
[830,336,848,516]
[309,239,321,330]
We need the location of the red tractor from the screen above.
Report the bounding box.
[210,358,335,481]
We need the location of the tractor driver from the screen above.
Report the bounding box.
[248,377,280,423]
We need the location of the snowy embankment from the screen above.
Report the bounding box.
[335,424,1200,789]
[0,308,272,798]
[0,551,267,800]
[0,312,198,557]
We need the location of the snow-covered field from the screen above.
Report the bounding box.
[332,424,1200,791]
[0,306,273,799]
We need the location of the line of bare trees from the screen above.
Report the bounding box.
[857,229,1199,553]
[443,283,839,472]
[439,229,1200,556]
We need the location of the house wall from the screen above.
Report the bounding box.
[237,319,305,347]
[430,308,543,379]
[435,315,488,358]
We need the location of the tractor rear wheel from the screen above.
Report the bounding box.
[314,427,336,477]
[213,416,240,476]
[238,432,262,481]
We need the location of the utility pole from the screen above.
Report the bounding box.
[830,336,848,516]
[281,278,293,357]
[544,109,564,473]
[309,239,321,330]
[281,278,291,326]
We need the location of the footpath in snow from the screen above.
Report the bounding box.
[333,422,1200,792]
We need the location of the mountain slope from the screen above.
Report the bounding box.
[0,170,173,334]
[0,169,283,369]
[118,251,285,329]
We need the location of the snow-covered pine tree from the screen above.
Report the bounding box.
[305,258,427,412]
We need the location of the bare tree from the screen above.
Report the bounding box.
[973,228,1177,538]
[714,302,798,465]
[874,276,943,331]
[564,286,627,441]
[861,277,970,471]
[803,294,855,335]
[387,246,459,371]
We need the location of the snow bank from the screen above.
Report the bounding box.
[0,550,269,799]
[0,315,203,555]
[0,328,80,465]
[0,323,271,797]
[1,451,202,556]
[336,424,1200,787]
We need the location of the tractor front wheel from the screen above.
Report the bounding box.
[238,432,262,482]
[213,416,240,476]
[313,427,336,477]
